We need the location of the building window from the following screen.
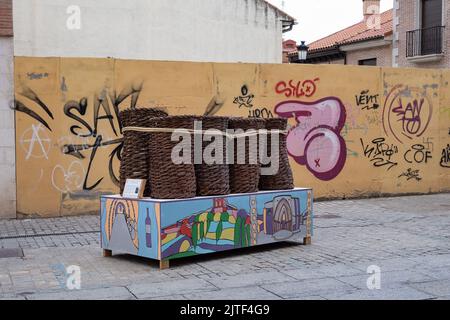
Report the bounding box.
[421,0,443,30]
[407,0,444,57]
[358,58,377,66]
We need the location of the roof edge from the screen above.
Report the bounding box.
[262,0,296,21]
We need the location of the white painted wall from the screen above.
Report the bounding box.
[13,0,288,63]
[0,37,15,219]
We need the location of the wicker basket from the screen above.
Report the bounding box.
[228,118,266,194]
[119,108,168,196]
[259,118,294,190]
[147,116,199,199]
[195,116,230,196]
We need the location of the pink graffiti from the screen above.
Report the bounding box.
[275,97,347,181]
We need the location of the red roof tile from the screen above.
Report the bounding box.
[309,9,392,52]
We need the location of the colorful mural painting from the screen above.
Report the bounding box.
[100,189,312,261]
[104,198,139,254]
[13,58,450,217]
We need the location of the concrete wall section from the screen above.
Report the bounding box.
[13,0,285,63]
[0,37,15,219]
[13,57,450,217]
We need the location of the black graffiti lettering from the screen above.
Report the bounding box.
[355,90,379,111]
[361,137,398,171]
[83,135,104,191]
[63,98,93,137]
[440,144,450,168]
[63,138,122,159]
[398,168,422,181]
[93,94,118,137]
[404,144,433,164]
[19,86,54,120]
[248,107,274,119]
[108,142,122,187]
[14,100,52,131]
[113,83,143,110]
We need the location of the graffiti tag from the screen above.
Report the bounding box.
[361,137,398,171]
[275,97,347,181]
[248,107,274,119]
[404,142,433,164]
[275,78,320,98]
[383,85,433,144]
[398,168,422,182]
[233,85,254,109]
[51,161,86,193]
[355,90,379,110]
[441,144,450,168]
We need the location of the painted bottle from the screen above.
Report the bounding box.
[145,209,152,248]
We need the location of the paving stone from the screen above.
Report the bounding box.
[336,269,435,290]
[146,294,188,300]
[408,279,450,297]
[26,286,134,300]
[127,278,216,299]
[421,266,450,281]
[321,287,435,300]
[286,295,326,300]
[282,264,364,280]
[261,278,355,299]
[0,193,449,300]
[207,271,295,289]
[186,286,281,300]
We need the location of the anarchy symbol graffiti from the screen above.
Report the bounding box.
[20,123,52,160]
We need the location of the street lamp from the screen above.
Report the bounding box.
[297,41,309,63]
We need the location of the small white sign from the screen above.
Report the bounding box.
[122,179,146,199]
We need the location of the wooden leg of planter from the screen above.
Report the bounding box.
[103,249,112,257]
[303,236,312,245]
[159,259,170,270]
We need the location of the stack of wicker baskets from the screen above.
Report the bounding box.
[119,108,168,197]
[228,117,266,194]
[195,116,230,196]
[119,108,294,199]
[147,115,199,199]
[258,118,294,190]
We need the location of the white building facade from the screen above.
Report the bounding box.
[13,0,294,63]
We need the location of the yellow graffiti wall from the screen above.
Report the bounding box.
[14,57,450,217]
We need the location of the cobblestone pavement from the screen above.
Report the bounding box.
[0,194,449,300]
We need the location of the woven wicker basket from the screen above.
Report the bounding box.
[147,115,199,199]
[195,116,230,196]
[119,108,168,196]
[228,118,266,194]
[259,118,294,190]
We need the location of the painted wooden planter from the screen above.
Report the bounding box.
[100,188,313,269]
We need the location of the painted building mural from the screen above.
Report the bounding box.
[14,58,450,217]
[101,190,312,260]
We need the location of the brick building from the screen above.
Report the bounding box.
[394,0,448,68]
[299,0,393,66]
[291,0,449,68]
[282,39,298,63]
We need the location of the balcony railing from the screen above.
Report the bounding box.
[406,26,445,58]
